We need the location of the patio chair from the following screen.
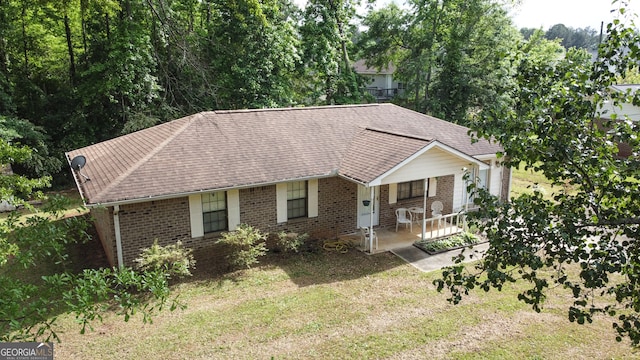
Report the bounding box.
[431,201,444,228]
[360,227,378,251]
[395,208,413,232]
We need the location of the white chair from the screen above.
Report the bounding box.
[395,208,413,232]
[431,201,444,228]
[360,227,378,251]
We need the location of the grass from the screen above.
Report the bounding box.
[510,162,575,200]
[50,248,636,359]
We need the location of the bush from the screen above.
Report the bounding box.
[135,240,196,278]
[276,231,309,253]
[216,224,268,269]
[414,232,480,253]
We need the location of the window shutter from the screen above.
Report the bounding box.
[428,178,437,197]
[188,194,204,238]
[308,179,318,218]
[388,183,397,204]
[227,189,240,230]
[276,183,288,223]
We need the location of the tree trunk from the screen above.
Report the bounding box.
[21,3,29,73]
[422,0,447,113]
[81,0,87,53]
[64,12,76,84]
[328,0,351,75]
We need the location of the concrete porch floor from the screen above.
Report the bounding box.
[341,220,464,254]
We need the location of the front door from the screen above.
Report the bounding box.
[357,185,380,228]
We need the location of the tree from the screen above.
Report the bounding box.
[358,0,519,123]
[435,7,640,345]
[545,23,600,51]
[299,0,366,105]
[203,0,300,109]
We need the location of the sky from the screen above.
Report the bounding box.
[509,0,640,30]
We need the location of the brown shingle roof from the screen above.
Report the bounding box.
[339,128,432,184]
[66,103,501,205]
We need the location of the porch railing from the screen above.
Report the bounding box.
[422,212,466,240]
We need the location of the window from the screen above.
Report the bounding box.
[287,181,307,219]
[398,82,405,90]
[397,180,424,200]
[202,191,227,233]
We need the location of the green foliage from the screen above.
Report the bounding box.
[135,240,196,278]
[414,232,480,253]
[435,6,640,346]
[357,0,519,123]
[298,0,366,105]
[216,224,268,269]
[0,115,62,178]
[276,231,309,253]
[0,139,50,207]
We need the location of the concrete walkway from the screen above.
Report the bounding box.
[391,242,490,272]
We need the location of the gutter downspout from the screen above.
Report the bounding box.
[113,205,124,268]
[369,186,374,253]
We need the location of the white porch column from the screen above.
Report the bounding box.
[369,186,375,252]
[422,178,427,241]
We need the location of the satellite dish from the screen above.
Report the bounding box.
[70,155,90,181]
[70,155,86,170]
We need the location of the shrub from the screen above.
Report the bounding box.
[216,224,268,269]
[135,240,196,278]
[276,231,309,253]
[415,232,480,253]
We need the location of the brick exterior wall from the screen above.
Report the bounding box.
[238,177,358,241]
[91,175,459,267]
[116,198,194,266]
[90,207,116,266]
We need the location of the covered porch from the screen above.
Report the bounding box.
[343,212,467,254]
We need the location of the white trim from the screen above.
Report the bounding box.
[367,141,490,186]
[388,183,397,204]
[113,205,124,268]
[188,194,204,238]
[276,183,288,223]
[428,177,437,197]
[227,189,240,230]
[475,153,500,161]
[308,179,318,218]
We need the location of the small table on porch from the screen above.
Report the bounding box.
[408,207,424,225]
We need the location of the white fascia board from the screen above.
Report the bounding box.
[474,153,499,161]
[367,141,490,186]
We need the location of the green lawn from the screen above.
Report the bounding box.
[510,162,574,200]
[51,248,636,359]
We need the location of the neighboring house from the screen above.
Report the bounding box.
[598,84,640,157]
[353,60,405,101]
[66,104,510,268]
